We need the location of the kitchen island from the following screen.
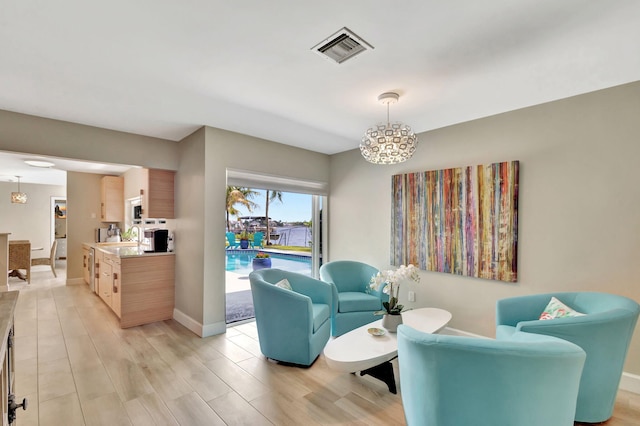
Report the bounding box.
[85,243,175,328]
[1,291,24,424]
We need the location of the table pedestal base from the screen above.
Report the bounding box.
[359,360,397,394]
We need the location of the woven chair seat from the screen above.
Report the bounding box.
[9,240,31,283]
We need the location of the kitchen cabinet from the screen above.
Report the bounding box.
[123,168,175,219]
[82,246,90,285]
[94,249,104,299]
[142,169,175,219]
[1,292,26,425]
[98,253,113,308]
[109,255,121,318]
[101,176,124,222]
[92,246,174,328]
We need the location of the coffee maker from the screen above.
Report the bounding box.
[144,229,169,252]
[106,224,121,242]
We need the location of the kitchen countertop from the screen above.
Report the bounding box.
[85,242,175,258]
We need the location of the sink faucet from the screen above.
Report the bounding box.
[130,225,143,244]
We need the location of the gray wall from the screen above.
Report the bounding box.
[174,126,330,333]
[0,109,180,281]
[0,110,330,337]
[328,81,640,375]
[0,181,66,251]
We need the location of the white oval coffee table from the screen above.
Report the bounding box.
[323,307,452,393]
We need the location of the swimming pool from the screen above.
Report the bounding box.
[225,250,311,276]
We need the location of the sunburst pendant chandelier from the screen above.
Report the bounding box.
[360,92,418,165]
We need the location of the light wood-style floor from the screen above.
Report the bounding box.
[9,263,640,425]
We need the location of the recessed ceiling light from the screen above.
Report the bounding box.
[25,160,55,168]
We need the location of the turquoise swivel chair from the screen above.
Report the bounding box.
[252,231,264,249]
[398,325,586,426]
[249,268,332,366]
[225,232,238,249]
[319,260,385,337]
[496,292,640,423]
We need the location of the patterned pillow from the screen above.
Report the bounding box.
[539,296,585,320]
[275,278,292,291]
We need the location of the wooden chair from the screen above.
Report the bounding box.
[8,240,31,283]
[31,240,58,278]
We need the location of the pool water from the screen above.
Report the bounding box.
[225,250,311,276]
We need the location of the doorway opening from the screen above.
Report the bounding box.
[225,170,328,326]
[51,197,67,260]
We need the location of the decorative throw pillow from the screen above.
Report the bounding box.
[275,278,292,291]
[539,296,585,320]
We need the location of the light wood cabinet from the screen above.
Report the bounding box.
[101,176,124,222]
[142,169,175,219]
[1,292,24,425]
[82,246,90,285]
[110,256,121,318]
[119,254,174,328]
[94,249,104,299]
[92,247,174,328]
[99,255,113,307]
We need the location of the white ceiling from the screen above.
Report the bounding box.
[0,151,134,186]
[1,1,640,184]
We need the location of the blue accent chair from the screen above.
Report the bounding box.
[249,268,332,367]
[496,292,640,423]
[319,260,385,337]
[252,231,264,249]
[225,232,238,249]
[398,325,586,426]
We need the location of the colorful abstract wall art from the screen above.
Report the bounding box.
[391,160,519,282]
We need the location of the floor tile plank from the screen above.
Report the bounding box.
[10,263,640,426]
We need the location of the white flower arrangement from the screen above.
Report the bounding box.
[369,264,420,315]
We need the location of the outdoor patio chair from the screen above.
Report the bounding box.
[252,231,264,249]
[226,232,238,249]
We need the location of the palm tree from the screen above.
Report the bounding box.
[265,190,283,244]
[226,187,258,231]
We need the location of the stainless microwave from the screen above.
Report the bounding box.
[95,228,109,242]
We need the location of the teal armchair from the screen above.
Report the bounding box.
[249,268,332,366]
[398,326,586,426]
[319,260,385,337]
[496,292,640,423]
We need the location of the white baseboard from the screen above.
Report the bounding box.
[620,372,640,395]
[172,308,226,338]
[172,309,203,336]
[440,327,640,395]
[202,321,226,337]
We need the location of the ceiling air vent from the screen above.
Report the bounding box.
[312,27,374,64]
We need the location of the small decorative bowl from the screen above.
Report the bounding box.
[368,327,386,336]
